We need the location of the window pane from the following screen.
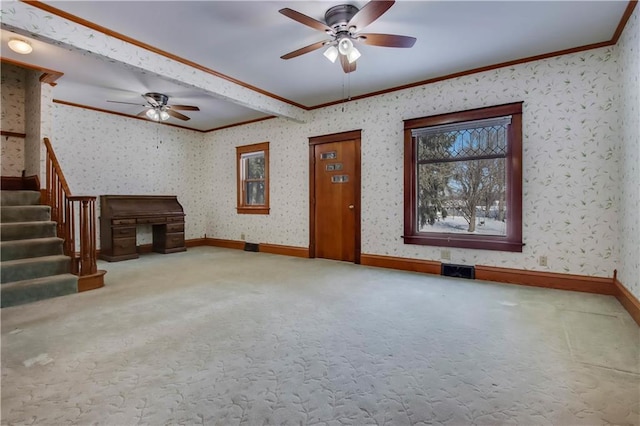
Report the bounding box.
[417,119,508,161]
[417,133,457,161]
[404,102,522,251]
[243,152,265,179]
[418,157,507,236]
[236,142,270,214]
[245,181,265,205]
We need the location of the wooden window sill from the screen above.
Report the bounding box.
[237,207,270,215]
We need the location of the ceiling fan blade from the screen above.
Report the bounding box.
[348,1,395,31]
[357,33,416,48]
[107,100,146,106]
[137,110,148,117]
[340,55,357,74]
[166,109,190,121]
[279,8,332,32]
[168,105,200,111]
[281,40,329,60]
[143,94,160,107]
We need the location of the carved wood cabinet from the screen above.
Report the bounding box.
[99,195,186,262]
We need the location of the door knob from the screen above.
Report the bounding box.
[348,205,354,209]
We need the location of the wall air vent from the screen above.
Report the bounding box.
[441,263,475,279]
[244,242,259,252]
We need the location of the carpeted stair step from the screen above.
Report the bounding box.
[1,274,78,308]
[0,237,64,261]
[0,221,57,241]
[1,255,71,284]
[0,190,41,206]
[1,205,51,222]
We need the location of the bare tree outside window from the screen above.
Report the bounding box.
[403,102,523,252]
[416,121,508,235]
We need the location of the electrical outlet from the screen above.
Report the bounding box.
[240,233,246,240]
[539,255,548,266]
[441,249,451,260]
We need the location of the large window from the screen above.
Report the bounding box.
[236,142,269,215]
[403,102,523,252]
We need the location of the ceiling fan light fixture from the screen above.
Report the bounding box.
[8,38,32,55]
[146,108,160,121]
[347,46,361,64]
[160,109,170,121]
[338,37,353,56]
[323,45,339,63]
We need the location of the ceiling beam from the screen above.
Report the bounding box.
[1,1,307,123]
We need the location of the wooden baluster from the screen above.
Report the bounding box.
[66,200,75,272]
[45,152,51,206]
[63,198,69,257]
[89,199,97,274]
[79,200,89,275]
[71,201,77,274]
[57,178,63,239]
[51,172,57,230]
[57,175,62,236]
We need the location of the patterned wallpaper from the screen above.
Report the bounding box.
[39,79,53,183]
[205,46,622,279]
[52,105,208,245]
[204,120,309,247]
[1,135,24,176]
[23,69,43,178]
[617,5,640,299]
[1,64,25,132]
[1,64,25,175]
[43,20,634,284]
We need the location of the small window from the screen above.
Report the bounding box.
[403,103,523,252]
[236,142,269,214]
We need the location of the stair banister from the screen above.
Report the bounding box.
[43,138,102,286]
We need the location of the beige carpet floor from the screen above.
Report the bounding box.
[2,247,639,425]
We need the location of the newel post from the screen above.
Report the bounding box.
[79,197,98,276]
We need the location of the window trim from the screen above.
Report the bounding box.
[403,102,523,252]
[236,141,270,215]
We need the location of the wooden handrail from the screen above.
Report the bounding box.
[43,137,71,195]
[43,138,98,278]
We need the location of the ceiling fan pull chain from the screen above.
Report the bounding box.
[342,74,346,112]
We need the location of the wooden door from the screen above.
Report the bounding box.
[310,131,361,263]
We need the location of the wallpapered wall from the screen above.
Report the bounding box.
[618,6,640,299]
[51,106,208,244]
[205,46,621,279]
[1,64,26,176]
[49,42,632,291]
[23,69,53,180]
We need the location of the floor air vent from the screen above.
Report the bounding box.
[244,242,259,252]
[441,263,475,279]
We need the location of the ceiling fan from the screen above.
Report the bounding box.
[107,92,200,121]
[279,0,416,74]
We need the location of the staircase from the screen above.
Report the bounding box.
[1,190,78,307]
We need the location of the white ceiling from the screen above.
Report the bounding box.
[0,1,631,132]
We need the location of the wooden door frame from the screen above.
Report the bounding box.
[309,129,362,264]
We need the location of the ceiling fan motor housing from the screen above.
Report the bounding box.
[145,92,169,106]
[325,4,359,31]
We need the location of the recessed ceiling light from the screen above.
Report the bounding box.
[8,38,32,55]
